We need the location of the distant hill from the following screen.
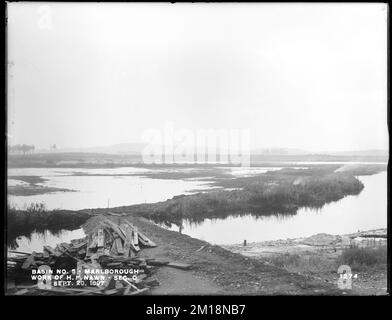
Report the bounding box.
[251,148,311,155]
[321,149,389,157]
[35,143,388,158]
[37,143,147,155]
[251,148,388,157]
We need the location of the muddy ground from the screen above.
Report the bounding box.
[98,214,347,295]
[223,230,388,296]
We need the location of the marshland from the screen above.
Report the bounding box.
[7,153,387,250]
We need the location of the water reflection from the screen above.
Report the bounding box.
[165,172,387,244]
[8,228,85,253]
[8,167,217,210]
[7,167,388,247]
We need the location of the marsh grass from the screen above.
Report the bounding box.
[7,203,91,248]
[267,245,388,278]
[128,168,365,226]
[267,252,338,275]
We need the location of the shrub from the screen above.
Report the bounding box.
[267,252,336,275]
[339,246,387,271]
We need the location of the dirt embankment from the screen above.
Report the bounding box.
[102,214,344,295]
[222,230,388,296]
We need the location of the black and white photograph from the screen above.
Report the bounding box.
[5,2,389,297]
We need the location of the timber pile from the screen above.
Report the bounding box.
[7,217,192,295]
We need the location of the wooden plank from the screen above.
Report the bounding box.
[124,287,149,296]
[104,228,114,246]
[133,227,139,246]
[110,240,118,256]
[8,250,30,255]
[123,233,132,258]
[72,239,87,250]
[104,288,123,295]
[102,220,126,240]
[138,231,157,248]
[89,254,102,269]
[103,275,116,290]
[122,223,140,252]
[145,278,160,287]
[60,242,71,251]
[36,287,107,295]
[85,234,92,257]
[130,240,140,252]
[122,278,148,296]
[115,238,124,255]
[123,285,132,296]
[72,288,106,296]
[14,289,29,295]
[36,287,71,294]
[15,284,38,290]
[43,246,56,255]
[166,262,192,270]
[124,221,142,250]
[97,228,105,248]
[21,252,36,270]
[108,212,124,217]
[148,259,170,266]
[88,234,98,249]
[106,262,122,267]
[117,224,128,240]
[122,219,135,227]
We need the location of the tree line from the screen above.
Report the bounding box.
[8,144,35,155]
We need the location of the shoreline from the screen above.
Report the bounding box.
[7,213,387,295]
[6,213,348,295]
[222,228,387,258]
[222,228,388,295]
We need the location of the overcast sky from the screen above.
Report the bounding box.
[7,3,388,152]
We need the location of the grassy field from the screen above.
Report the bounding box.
[338,246,387,271]
[266,246,387,275]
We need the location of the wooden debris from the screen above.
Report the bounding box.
[122,227,132,258]
[8,250,30,255]
[133,227,139,246]
[7,216,192,296]
[166,262,192,270]
[43,246,56,255]
[138,231,157,248]
[144,278,160,287]
[14,288,29,295]
[124,287,149,296]
[115,237,124,254]
[148,259,170,266]
[110,240,118,256]
[21,252,36,270]
[196,245,207,252]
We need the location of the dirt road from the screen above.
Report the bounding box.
[106,214,345,295]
